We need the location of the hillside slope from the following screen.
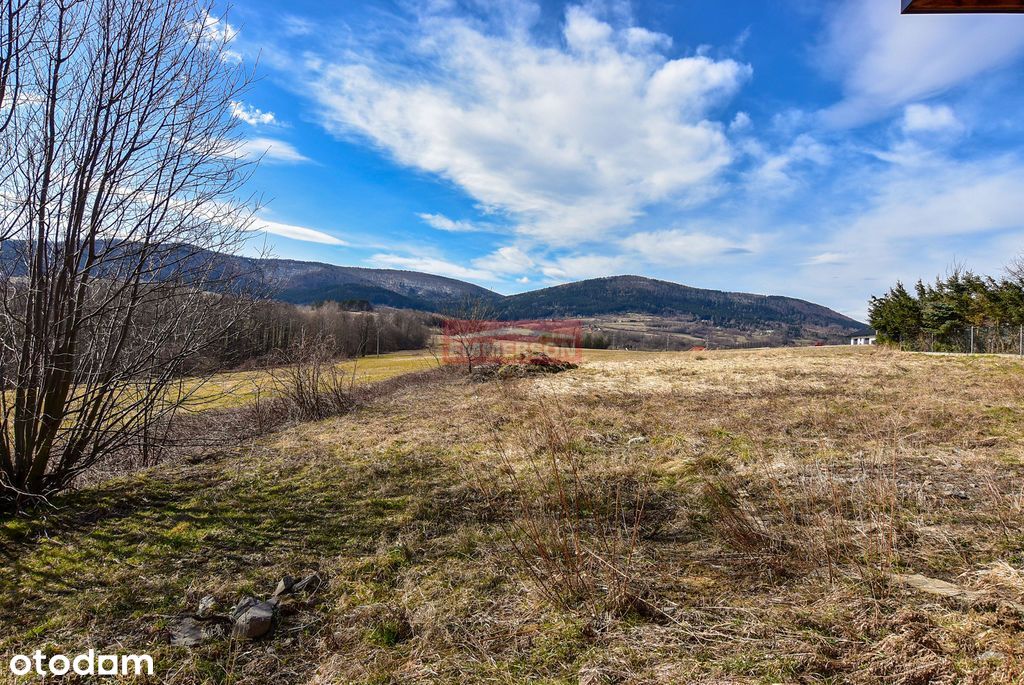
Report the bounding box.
[500,275,865,330]
[253,258,502,310]
[233,258,864,332]
[0,241,865,331]
[0,241,502,312]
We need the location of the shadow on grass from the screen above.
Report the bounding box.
[0,447,444,654]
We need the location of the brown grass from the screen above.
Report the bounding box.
[482,386,656,621]
[2,346,1024,683]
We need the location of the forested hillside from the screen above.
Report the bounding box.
[500,275,866,330]
[0,241,866,335]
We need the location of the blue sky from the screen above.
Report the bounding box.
[214,0,1024,320]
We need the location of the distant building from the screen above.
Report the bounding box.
[851,335,877,346]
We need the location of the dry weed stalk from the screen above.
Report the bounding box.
[697,445,905,584]
[265,334,357,422]
[486,389,654,619]
[982,474,1024,546]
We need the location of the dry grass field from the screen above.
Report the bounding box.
[2,346,1024,683]
[177,349,636,411]
[177,352,444,411]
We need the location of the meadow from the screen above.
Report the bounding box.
[179,352,444,411]
[176,349,633,410]
[2,346,1023,684]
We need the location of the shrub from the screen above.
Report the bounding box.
[266,334,356,422]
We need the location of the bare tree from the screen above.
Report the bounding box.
[442,299,497,373]
[0,0,37,243]
[0,0,258,511]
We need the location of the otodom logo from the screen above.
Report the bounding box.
[441,318,583,366]
[8,650,154,678]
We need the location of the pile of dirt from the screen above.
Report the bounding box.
[496,352,579,378]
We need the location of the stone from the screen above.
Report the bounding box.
[196,595,216,618]
[169,618,205,647]
[230,596,257,620]
[273,575,295,597]
[231,597,275,639]
[291,574,320,593]
[891,573,982,602]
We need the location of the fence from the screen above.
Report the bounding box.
[903,325,1024,355]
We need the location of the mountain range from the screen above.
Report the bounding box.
[244,255,867,333]
[0,241,868,335]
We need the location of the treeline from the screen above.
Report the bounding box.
[869,265,1024,352]
[199,300,432,371]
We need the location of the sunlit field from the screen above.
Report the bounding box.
[180,347,639,411]
[178,352,443,411]
[4,345,1023,683]
[8,0,1024,682]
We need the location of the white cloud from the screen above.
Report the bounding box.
[418,212,490,233]
[238,137,311,164]
[729,111,752,132]
[901,103,961,134]
[620,229,754,265]
[472,245,535,274]
[252,218,347,245]
[624,26,672,52]
[789,152,1024,318]
[804,251,848,266]
[305,3,749,244]
[564,5,614,52]
[540,253,630,281]
[369,254,496,282]
[282,15,315,37]
[744,133,830,192]
[230,101,278,126]
[817,0,1024,127]
[196,11,242,64]
[844,165,1024,240]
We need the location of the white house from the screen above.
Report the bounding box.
[850,335,877,346]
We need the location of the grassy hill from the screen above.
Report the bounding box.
[3,347,1022,683]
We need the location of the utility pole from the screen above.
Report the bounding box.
[970,326,975,354]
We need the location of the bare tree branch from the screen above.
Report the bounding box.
[0,0,259,511]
